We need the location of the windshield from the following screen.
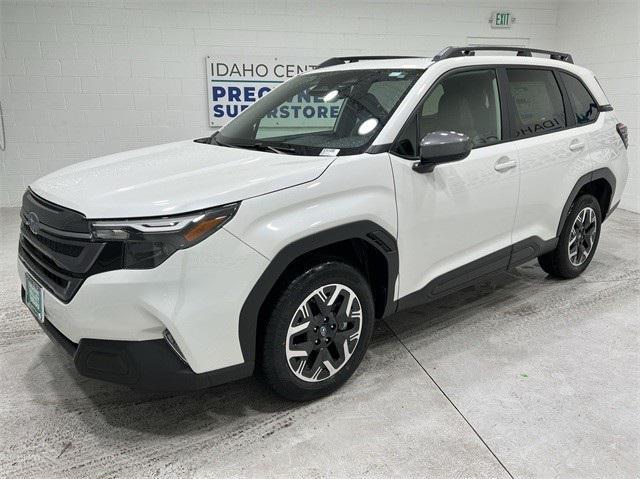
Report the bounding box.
[215,68,423,156]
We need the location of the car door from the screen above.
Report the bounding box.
[506,68,592,244]
[389,68,520,307]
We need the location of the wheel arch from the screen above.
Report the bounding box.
[238,221,398,369]
[556,167,616,236]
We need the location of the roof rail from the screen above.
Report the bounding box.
[317,56,420,68]
[432,46,573,64]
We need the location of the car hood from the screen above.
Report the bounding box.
[30,139,334,219]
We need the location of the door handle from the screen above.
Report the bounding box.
[569,140,585,152]
[494,156,517,172]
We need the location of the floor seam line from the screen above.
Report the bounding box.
[384,321,515,479]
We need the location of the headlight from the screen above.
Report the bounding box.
[90,203,239,269]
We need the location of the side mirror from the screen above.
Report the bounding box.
[413,131,472,173]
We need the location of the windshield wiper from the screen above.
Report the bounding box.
[216,139,298,155]
[229,141,298,155]
[211,133,300,155]
[262,144,297,155]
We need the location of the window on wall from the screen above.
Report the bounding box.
[507,69,566,138]
[393,69,501,157]
[559,72,599,125]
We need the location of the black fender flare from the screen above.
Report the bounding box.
[237,220,398,369]
[556,167,616,236]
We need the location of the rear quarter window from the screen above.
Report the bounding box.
[559,72,599,124]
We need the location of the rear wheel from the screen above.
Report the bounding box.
[538,194,601,278]
[261,261,374,401]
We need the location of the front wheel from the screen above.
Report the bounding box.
[261,261,374,401]
[538,194,602,278]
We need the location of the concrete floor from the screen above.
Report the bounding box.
[0,206,638,479]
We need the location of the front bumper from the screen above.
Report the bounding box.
[18,226,270,388]
[31,307,252,391]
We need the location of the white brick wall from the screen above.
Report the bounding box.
[556,0,639,213]
[0,0,625,210]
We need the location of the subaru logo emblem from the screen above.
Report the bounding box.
[26,212,40,235]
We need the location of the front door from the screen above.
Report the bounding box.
[389,68,520,306]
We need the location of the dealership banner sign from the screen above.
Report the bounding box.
[207,56,321,127]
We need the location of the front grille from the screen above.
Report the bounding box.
[19,190,123,303]
[35,233,83,257]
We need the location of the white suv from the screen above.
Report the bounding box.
[18,46,628,400]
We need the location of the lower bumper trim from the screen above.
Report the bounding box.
[37,316,252,391]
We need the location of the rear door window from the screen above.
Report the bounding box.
[559,72,599,124]
[507,69,566,138]
[419,69,501,148]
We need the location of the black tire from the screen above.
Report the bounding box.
[261,261,374,401]
[538,194,602,279]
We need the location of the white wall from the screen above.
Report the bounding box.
[3,1,637,212]
[556,0,639,213]
[0,0,614,209]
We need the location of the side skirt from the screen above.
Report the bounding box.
[395,236,558,312]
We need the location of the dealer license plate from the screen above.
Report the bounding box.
[24,273,44,323]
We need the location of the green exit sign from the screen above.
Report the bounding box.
[491,11,513,28]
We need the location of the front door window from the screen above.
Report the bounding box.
[394,69,502,157]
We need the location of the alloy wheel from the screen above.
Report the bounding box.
[285,283,363,382]
[568,206,597,266]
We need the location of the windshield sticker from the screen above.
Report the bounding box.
[320,148,340,156]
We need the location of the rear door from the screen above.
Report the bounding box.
[507,68,592,243]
